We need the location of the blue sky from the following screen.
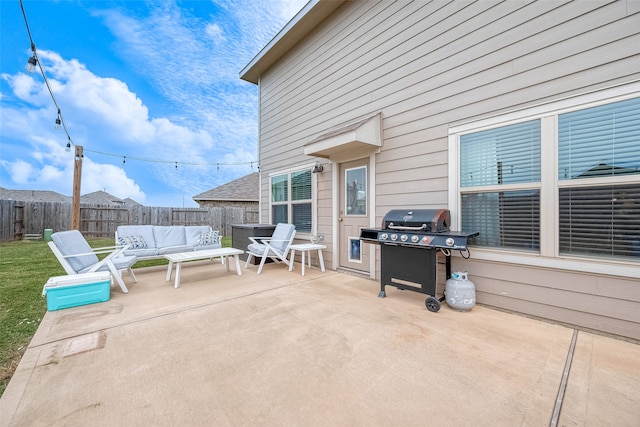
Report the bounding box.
[0,0,307,207]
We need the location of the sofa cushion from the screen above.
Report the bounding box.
[82,255,138,274]
[51,230,99,272]
[117,225,156,249]
[153,226,186,247]
[117,235,148,249]
[185,226,212,246]
[158,245,193,255]
[123,248,158,258]
[194,244,222,251]
[247,242,266,256]
[269,224,296,252]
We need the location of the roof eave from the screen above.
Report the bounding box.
[193,198,259,202]
[239,0,345,84]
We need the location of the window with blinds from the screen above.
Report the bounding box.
[291,170,312,232]
[460,120,541,251]
[558,97,640,260]
[456,94,640,263]
[270,169,313,233]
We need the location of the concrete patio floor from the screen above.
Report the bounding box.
[1,259,639,426]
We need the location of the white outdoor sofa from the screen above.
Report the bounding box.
[115,225,222,261]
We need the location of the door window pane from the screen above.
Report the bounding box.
[345,167,367,215]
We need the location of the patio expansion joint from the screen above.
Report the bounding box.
[549,328,579,427]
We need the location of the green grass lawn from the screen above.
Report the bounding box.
[0,236,230,397]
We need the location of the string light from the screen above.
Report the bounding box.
[25,52,37,73]
[83,147,258,169]
[54,109,61,130]
[20,0,74,149]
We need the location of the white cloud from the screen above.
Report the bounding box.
[8,159,37,184]
[206,23,225,41]
[81,159,146,202]
[1,51,216,203]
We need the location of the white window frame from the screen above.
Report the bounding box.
[268,163,317,238]
[448,81,640,279]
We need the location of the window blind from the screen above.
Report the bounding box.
[461,191,540,251]
[559,184,640,260]
[460,120,541,187]
[558,97,640,179]
[271,174,288,202]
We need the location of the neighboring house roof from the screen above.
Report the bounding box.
[122,197,142,206]
[577,163,638,178]
[0,187,71,203]
[240,0,345,84]
[80,190,126,205]
[193,172,259,202]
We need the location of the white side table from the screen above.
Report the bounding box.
[288,243,326,276]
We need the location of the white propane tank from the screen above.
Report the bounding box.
[445,271,476,311]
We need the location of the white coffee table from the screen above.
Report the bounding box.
[288,243,326,276]
[165,248,243,288]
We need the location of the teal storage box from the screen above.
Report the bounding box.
[42,272,111,311]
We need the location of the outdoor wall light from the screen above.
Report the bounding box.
[312,161,324,173]
[25,55,37,73]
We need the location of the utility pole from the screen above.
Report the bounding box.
[71,145,83,230]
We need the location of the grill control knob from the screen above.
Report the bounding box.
[446,237,455,247]
[391,234,398,241]
[380,233,388,240]
[400,234,408,242]
[411,235,419,243]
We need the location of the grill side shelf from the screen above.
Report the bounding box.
[359,228,381,244]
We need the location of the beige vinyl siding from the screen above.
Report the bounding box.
[254,0,640,338]
[457,258,640,339]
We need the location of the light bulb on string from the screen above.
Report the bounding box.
[122,156,126,165]
[65,142,71,152]
[25,55,37,73]
[54,109,61,130]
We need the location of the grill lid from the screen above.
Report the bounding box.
[382,209,450,233]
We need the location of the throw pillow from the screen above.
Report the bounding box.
[199,230,219,245]
[118,235,148,249]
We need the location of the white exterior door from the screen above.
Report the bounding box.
[339,159,370,272]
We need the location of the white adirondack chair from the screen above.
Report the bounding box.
[48,230,138,293]
[245,223,296,274]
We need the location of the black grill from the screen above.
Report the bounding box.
[359,209,478,312]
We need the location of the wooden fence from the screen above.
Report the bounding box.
[0,200,259,242]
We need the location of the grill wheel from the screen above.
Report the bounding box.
[425,296,441,312]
